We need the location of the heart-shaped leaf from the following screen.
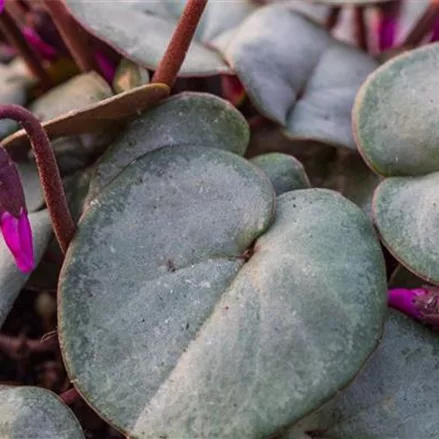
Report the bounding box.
[3,83,169,159]
[65,0,257,77]
[250,152,311,195]
[354,43,439,177]
[372,173,439,285]
[0,210,52,327]
[59,143,386,437]
[87,92,249,202]
[224,6,377,150]
[0,386,83,438]
[282,311,439,439]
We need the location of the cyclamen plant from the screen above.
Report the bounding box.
[0,0,439,438]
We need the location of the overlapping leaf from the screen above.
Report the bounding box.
[225,6,377,150]
[0,386,83,438]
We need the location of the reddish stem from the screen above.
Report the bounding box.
[0,333,57,359]
[0,9,50,86]
[326,7,341,31]
[43,0,100,74]
[0,105,75,253]
[403,0,439,47]
[354,6,369,52]
[59,387,81,405]
[152,0,208,87]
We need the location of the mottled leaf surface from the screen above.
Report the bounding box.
[0,386,84,438]
[283,311,439,439]
[87,92,249,201]
[354,44,439,176]
[65,0,257,76]
[59,145,386,439]
[373,173,439,285]
[225,6,377,150]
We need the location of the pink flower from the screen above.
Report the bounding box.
[377,1,401,51]
[388,287,439,327]
[0,147,34,273]
[378,15,397,51]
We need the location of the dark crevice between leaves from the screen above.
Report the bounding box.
[236,239,259,263]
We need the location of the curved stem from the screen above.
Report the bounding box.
[403,0,439,47]
[0,105,75,253]
[152,0,208,87]
[0,9,50,87]
[43,0,100,74]
[326,7,341,31]
[59,387,81,405]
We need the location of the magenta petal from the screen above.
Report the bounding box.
[0,211,34,273]
[23,28,57,61]
[0,1,4,14]
[430,17,439,42]
[388,288,427,320]
[95,51,116,83]
[378,17,397,51]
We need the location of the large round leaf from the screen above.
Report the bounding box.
[283,311,439,438]
[0,210,52,327]
[372,172,439,285]
[224,6,377,150]
[0,386,84,438]
[87,92,249,201]
[354,43,439,177]
[65,0,257,76]
[59,143,386,437]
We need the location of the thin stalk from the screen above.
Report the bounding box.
[43,0,100,73]
[0,105,75,253]
[354,6,369,52]
[326,7,341,31]
[403,0,439,47]
[0,333,57,359]
[59,387,81,405]
[0,9,50,86]
[152,0,208,87]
